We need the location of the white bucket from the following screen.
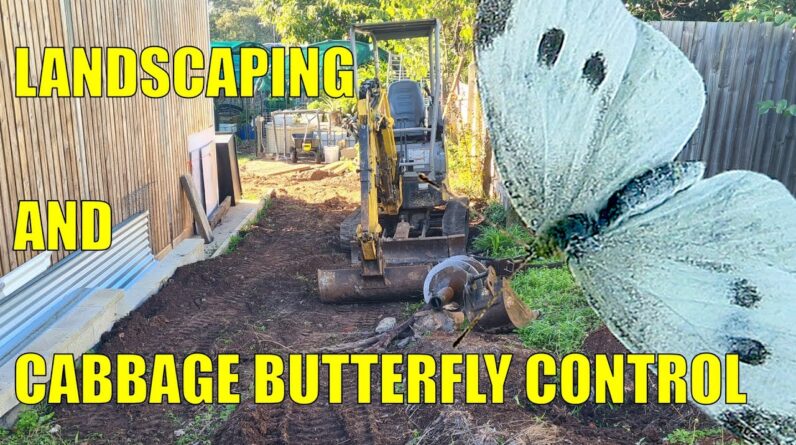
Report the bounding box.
[323,145,340,164]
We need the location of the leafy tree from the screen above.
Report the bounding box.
[259,0,386,44]
[624,0,735,21]
[210,0,278,42]
[722,0,796,26]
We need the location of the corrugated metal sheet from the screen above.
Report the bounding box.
[0,252,51,298]
[0,212,155,365]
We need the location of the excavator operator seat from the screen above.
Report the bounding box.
[388,80,425,133]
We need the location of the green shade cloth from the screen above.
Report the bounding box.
[209,40,387,95]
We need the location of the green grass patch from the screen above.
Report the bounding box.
[225,197,272,254]
[482,202,508,226]
[473,226,533,259]
[665,427,726,444]
[254,198,273,224]
[0,405,92,445]
[512,266,601,356]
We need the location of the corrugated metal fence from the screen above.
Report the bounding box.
[652,21,796,193]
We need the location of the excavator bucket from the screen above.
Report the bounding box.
[318,264,432,303]
[318,199,469,304]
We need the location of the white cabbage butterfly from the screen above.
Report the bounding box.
[476,0,796,443]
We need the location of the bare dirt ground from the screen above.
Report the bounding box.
[53,159,729,444]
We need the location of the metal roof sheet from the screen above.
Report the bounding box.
[352,19,438,41]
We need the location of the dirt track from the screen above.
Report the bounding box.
[52,161,724,444]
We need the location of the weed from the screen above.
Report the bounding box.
[254,198,273,224]
[0,405,78,445]
[473,226,533,259]
[225,233,246,253]
[446,130,486,198]
[404,301,425,315]
[665,427,725,444]
[483,202,508,226]
[225,197,272,254]
[172,404,237,445]
[511,266,601,356]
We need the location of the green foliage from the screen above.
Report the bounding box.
[210,0,278,42]
[226,197,272,254]
[0,407,74,445]
[307,94,358,114]
[512,267,601,356]
[259,0,386,44]
[483,202,508,226]
[473,226,533,259]
[404,301,425,315]
[446,130,485,198]
[225,233,246,253]
[724,2,796,119]
[172,404,237,445]
[665,427,726,444]
[722,0,796,25]
[625,1,734,21]
[758,99,796,116]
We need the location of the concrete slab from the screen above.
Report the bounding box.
[0,289,123,427]
[116,237,205,317]
[207,194,273,259]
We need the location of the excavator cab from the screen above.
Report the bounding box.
[318,19,469,303]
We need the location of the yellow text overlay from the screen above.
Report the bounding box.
[15,352,747,406]
[15,46,355,99]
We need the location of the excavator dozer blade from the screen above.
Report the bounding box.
[318,264,432,303]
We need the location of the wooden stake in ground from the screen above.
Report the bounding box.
[180,174,214,243]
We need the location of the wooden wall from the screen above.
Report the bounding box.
[0,0,214,275]
[652,21,796,193]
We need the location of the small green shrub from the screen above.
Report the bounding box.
[0,406,70,445]
[665,427,725,444]
[512,266,601,356]
[473,226,532,259]
[483,202,508,226]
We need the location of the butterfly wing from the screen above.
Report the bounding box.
[570,171,796,442]
[477,0,705,232]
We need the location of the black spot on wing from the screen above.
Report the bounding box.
[476,0,514,49]
[538,29,565,67]
[728,337,769,366]
[730,279,762,308]
[583,52,607,91]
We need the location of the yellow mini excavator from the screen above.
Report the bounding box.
[318,19,469,303]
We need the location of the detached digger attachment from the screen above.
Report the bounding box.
[422,256,538,333]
